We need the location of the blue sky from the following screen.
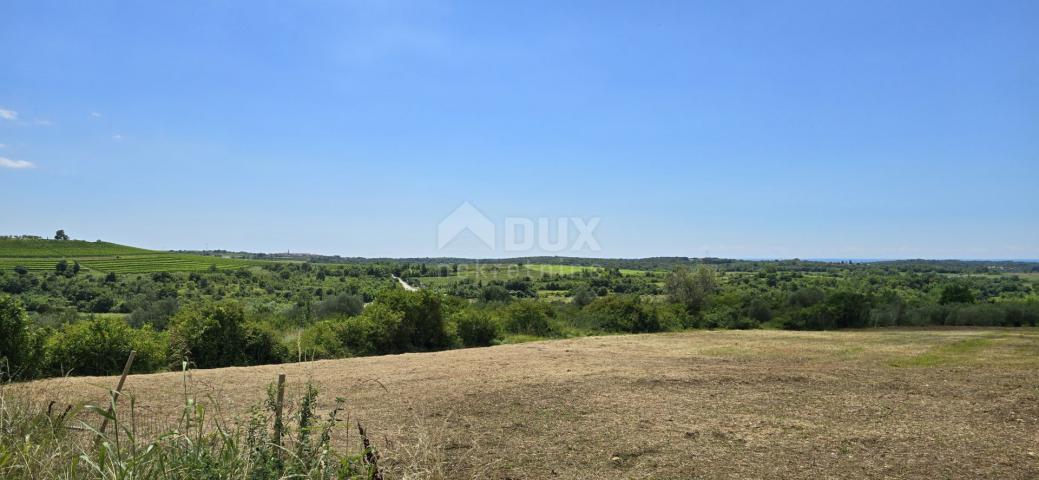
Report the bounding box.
[1,0,1036,259]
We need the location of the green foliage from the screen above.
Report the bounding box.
[338,303,402,355]
[570,285,597,308]
[128,297,179,330]
[0,296,45,379]
[0,296,30,371]
[372,289,450,351]
[781,291,870,330]
[788,288,824,308]
[502,299,554,336]
[452,309,500,347]
[585,294,662,333]
[168,302,249,369]
[3,239,1039,381]
[940,283,976,305]
[480,284,511,303]
[242,322,289,365]
[44,315,166,376]
[297,320,349,360]
[312,293,364,319]
[665,265,718,313]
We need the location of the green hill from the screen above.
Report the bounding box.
[0,238,265,273]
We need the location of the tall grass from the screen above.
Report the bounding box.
[0,365,380,479]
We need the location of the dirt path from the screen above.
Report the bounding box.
[17,329,1039,479]
[391,274,418,291]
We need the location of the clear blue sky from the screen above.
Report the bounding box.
[2,0,1036,259]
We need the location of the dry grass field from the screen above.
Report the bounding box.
[17,328,1039,479]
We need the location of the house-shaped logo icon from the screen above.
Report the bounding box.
[437,202,495,250]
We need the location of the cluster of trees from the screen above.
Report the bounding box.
[0,262,396,329]
[3,256,1038,382]
[0,295,287,380]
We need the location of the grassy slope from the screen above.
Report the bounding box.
[0,238,263,273]
[21,328,1039,479]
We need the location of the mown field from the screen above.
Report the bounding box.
[0,238,264,273]
[20,328,1039,479]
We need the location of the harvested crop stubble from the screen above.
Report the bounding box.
[18,328,1039,479]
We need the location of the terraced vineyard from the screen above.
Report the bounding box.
[0,238,265,273]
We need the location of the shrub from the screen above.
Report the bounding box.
[334,303,398,355]
[372,289,450,351]
[89,295,116,313]
[570,286,597,308]
[313,293,364,319]
[656,301,694,330]
[480,285,511,303]
[0,296,46,379]
[940,283,975,305]
[1003,302,1039,327]
[502,299,554,336]
[585,294,662,333]
[242,322,288,365]
[168,302,248,369]
[781,291,870,330]
[904,304,952,326]
[128,297,179,330]
[297,320,349,360]
[745,297,773,324]
[0,296,30,372]
[452,309,500,347]
[946,303,1004,326]
[788,287,825,308]
[44,316,165,376]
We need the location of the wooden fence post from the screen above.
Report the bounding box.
[273,373,286,453]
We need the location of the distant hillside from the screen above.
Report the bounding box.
[0,238,153,257]
[0,238,266,273]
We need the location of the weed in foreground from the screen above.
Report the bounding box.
[0,365,380,479]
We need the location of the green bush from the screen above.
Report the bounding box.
[44,316,166,376]
[168,302,249,369]
[570,286,597,308]
[940,283,975,305]
[297,319,349,360]
[502,299,554,336]
[452,309,500,347]
[1003,302,1039,327]
[656,301,694,330]
[0,296,46,379]
[480,285,511,303]
[242,322,288,365]
[128,297,179,330]
[904,304,951,326]
[338,303,401,355]
[1,296,30,375]
[372,289,450,351]
[312,293,364,319]
[585,294,662,333]
[779,292,869,330]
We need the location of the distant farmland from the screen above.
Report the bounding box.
[0,238,265,273]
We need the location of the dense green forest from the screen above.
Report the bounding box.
[1,238,1037,381]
